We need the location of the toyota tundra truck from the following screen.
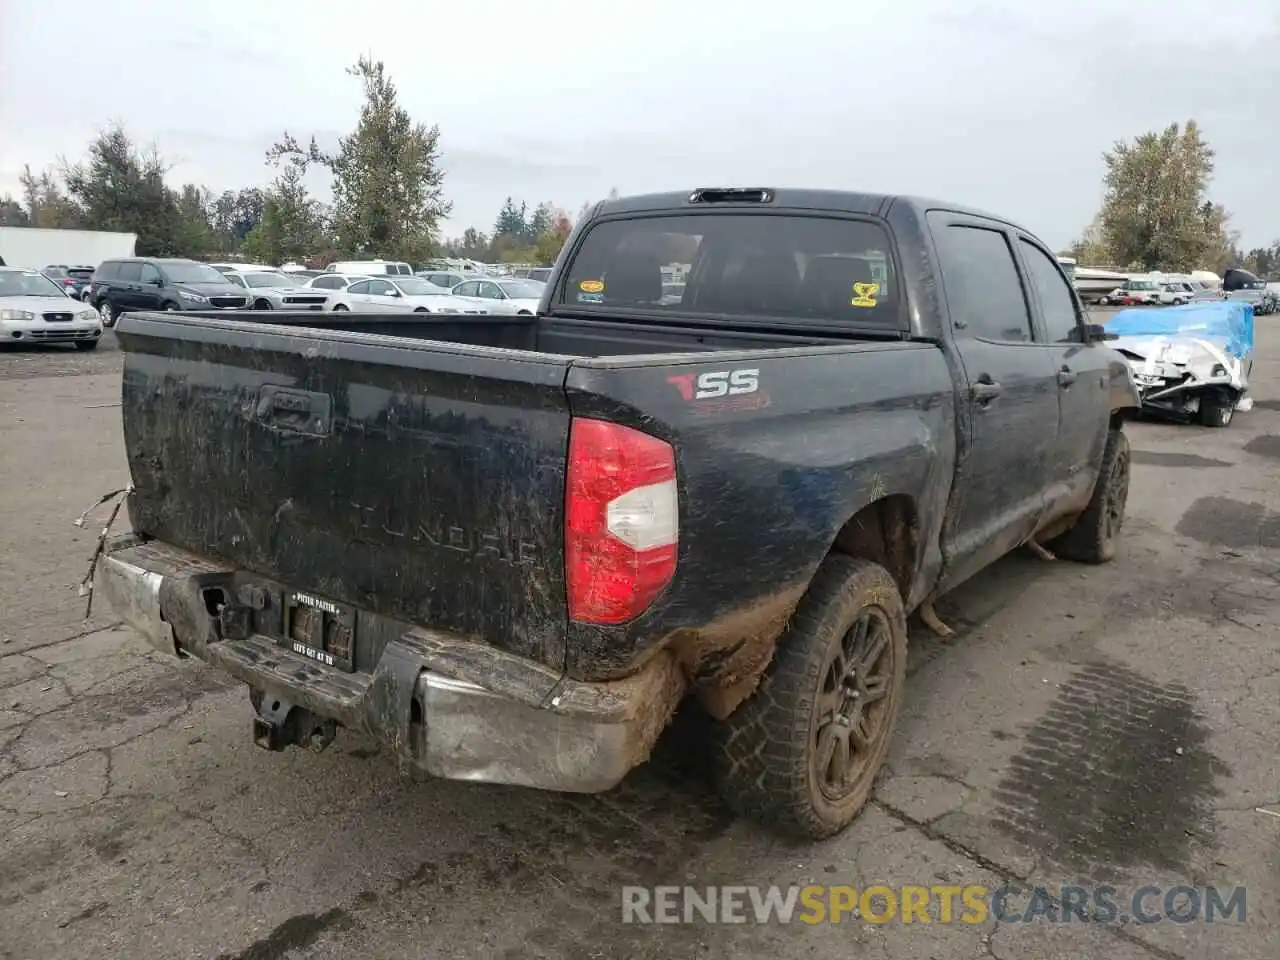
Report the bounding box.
[94,187,1139,839]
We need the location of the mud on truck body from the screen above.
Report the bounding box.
[95,187,1139,839]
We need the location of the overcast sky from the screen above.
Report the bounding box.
[2,0,1277,249]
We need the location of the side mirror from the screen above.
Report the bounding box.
[1082,322,1118,342]
[146,277,162,286]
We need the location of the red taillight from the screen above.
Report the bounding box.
[565,418,678,625]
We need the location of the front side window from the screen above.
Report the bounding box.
[1019,239,1079,343]
[139,264,162,285]
[346,281,370,295]
[560,213,900,326]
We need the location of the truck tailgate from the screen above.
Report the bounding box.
[116,314,573,669]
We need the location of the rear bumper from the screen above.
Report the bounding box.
[96,537,684,793]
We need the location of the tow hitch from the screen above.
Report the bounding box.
[251,692,338,753]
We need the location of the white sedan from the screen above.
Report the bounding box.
[326,276,488,314]
[449,277,546,315]
[0,267,104,350]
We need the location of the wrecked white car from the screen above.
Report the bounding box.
[1106,301,1255,428]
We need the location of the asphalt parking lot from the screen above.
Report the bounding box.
[1,322,1277,960]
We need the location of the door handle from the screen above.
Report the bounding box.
[1057,366,1077,387]
[970,379,1003,404]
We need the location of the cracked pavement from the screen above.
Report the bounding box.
[1,323,1277,959]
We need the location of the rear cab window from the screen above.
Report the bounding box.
[558,213,902,330]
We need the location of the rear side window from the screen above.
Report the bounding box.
[312,275,343,289]
[95,261,120,280]
[560,214,900,327]
[930,223,1032,342]
[117,262,142,282]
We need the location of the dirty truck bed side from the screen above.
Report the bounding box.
[97,187,1137,839]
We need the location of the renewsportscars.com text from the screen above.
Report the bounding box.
[621,884,1248,925]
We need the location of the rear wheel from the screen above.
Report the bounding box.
[254,299,273,310]
[332,303,349,311]
[1050,428,1131,563]
[712,555,907,839]
[100,301,119,326]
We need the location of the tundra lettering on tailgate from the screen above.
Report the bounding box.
[667,368,770,413]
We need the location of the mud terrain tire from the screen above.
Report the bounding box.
[1050,428,1131,563]
[712,555,908,840]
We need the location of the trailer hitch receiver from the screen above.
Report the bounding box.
[252,695,337,753]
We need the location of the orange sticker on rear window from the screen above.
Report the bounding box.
[579,279,605,293]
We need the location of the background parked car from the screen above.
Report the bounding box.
[0,266,104,349]
[304,273,370,293]
[88,258,250,326]
[448,277,545,315]
[42,265,96,301]
[325,275,488,314]
[1156,282,1191,305]
[326,260,415,276]
[1099,278,1162,305]
[223,269,330,310]
[416,270,469,289]
[1222,267,1276,315]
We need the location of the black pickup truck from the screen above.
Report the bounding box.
[96,188,1139,839]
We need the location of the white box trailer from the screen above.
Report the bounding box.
[0,226,137,270]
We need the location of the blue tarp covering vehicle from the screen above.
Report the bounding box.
[1105,301,1255,428]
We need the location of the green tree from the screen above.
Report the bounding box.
[493,197,526,238]
[210,187,264,253]
[459,227,490,260]
[241,162,325,265]
[0,195,31,226]
[1098,121,1232,272]
[1063,214,1113,267]
[174,184,215,258]
[61,125,185,255]
[533,209,573,266]
[19,165,83,228]
[1244,245,1278,278]
[268,56,450,260]
[526,202,552,242]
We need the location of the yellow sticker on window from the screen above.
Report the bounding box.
[579,279,605,293]
[851,282,880,308]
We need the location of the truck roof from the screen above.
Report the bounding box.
[593,188,1031,234]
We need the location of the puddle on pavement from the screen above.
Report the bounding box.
[1130,451,1233,468]
[991,660,1224,875]
[1175,496,1280,550]
[1242,435,1280,460]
